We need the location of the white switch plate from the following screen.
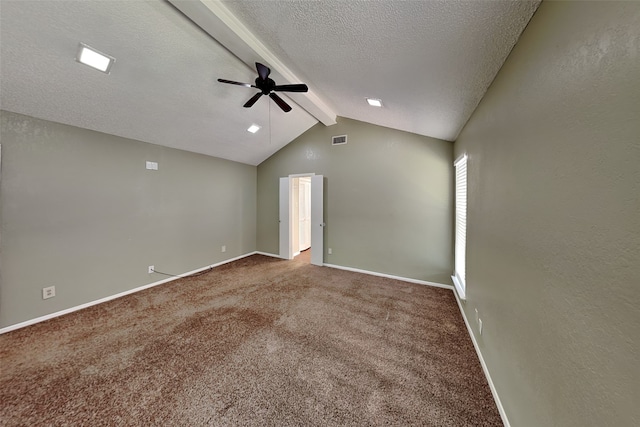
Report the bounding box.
[145,161,158,170]
[478,318,483,335]
[221,245,226,253]
[328,248,332,255]
[42,286,56,299]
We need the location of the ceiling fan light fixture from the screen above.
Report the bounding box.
[76,43,115,73]
[247,124,261,133]
[366,98,383,107]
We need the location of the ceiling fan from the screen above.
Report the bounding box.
[218,62,308,112]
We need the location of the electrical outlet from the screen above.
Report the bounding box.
[478,318,483,335]
[42,286,56,299]
[221,245,226,253]
[148,265,154,274]
[328,248,332,255]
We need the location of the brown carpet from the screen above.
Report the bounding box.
[0,255,502,426]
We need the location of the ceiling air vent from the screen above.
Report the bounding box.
[332,135,347,145]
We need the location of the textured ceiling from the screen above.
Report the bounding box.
[0,0,317,166]
[220,0,541,141]
[1,0,540,165]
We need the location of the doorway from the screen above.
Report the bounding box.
[295,176,312,259]
[279,174,324,266]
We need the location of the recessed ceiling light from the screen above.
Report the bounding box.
[247,124,261,133]
[366,98,383,107]
[76,43,115,73]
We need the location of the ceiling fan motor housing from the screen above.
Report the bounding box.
[257,77,276,94]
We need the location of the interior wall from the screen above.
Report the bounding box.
[0,111,257,328]
[453,1,640,426]
[257,117,453,284]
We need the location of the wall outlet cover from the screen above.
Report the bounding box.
[42,286,56,299]
[148,265,154,274]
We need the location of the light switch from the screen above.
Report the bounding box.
[146,161,158,170]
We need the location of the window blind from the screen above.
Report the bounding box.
[453,154,467,299]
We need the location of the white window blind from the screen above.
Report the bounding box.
[453,154,467,299]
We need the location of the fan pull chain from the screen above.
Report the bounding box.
[269,97,272,146]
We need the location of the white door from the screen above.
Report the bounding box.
[299,177,311,251]
[279,177,291,259]
[311,175,324,266]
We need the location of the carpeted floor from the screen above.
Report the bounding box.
[0,254,502,426]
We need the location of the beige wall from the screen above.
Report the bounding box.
[454,1,640,426]
[0,111,256,328]
[257,117,454,284]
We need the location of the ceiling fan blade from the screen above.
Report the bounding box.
[256,62,270,81]
[273,84,309,93]
[269,93,292,112]
[218,79,255,88]
[243,92,263,108]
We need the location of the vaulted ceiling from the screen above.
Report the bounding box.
[0,0,540,166]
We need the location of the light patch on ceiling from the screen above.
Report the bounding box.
[247,124,261,133]
[76,43,114,73]
[366,98,383,107]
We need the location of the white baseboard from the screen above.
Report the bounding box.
[255,251,284,259]
[453,290,510,427]
[0,251,257,335]
[323,263,453,290]
[451,275,466,300]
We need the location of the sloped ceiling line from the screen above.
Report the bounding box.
[168,0,338,126]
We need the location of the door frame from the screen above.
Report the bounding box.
[279,173,324,266]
